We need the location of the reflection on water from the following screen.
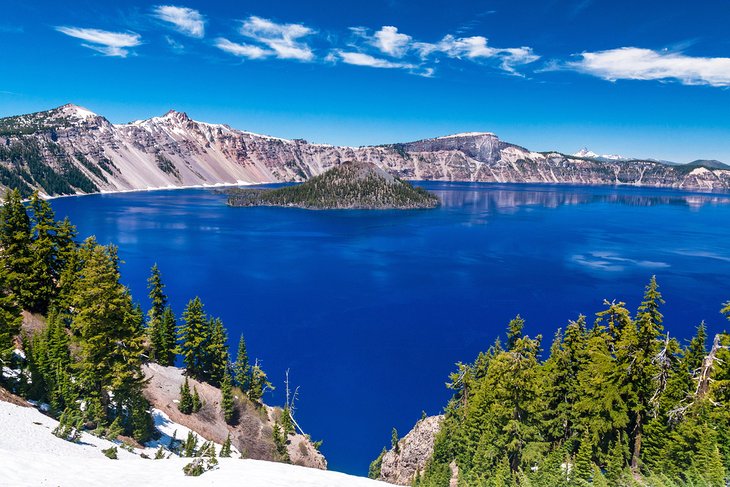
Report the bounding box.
[427,182,730,211]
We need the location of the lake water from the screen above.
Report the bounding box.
[49,182,730,475]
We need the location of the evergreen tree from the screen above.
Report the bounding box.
[220,433,232,457]
[221,370,234,424]
[368,447,386,479]
[205,317,228,386]
[69,238,152,441]
[571,434,593,485]
[248,360,273,403]
[179,377,193,414]
[178,297,207,379]
[0,189,34,310]
[233,334,250,390]
[628,276,664,471]
[192,386,202,413]
[26,192,59,314]
[506,315,525,351]
[272,419,289,461]
[0,270,20,373]
[391,427,400,453]
[158,306,177,366]
[146,263,167,362]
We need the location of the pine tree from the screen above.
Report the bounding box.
[159,306,177,366]
[146,263,167,362]
[506,315,525,351]
[70,238,152,441]
[391,427,400,453]
[26,192,59,314]
[368,447,387,479]
[272,419,289,461]
[248,360,273,403]
[191,385,202,413]
[571,434,593,485]
[0,189,34,310]
[205,317,228,386]
[179,377,193,414]
[183,431,198,457]
[220,433,232,457]
[221,370,234,424]
[628,276,664,471]
[233,334,250,390]
[0,270,20,373]
[178,297,208,379]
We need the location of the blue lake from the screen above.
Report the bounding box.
[49,182,730,475]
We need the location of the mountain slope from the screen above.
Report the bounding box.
[0,399,383,487]
[1,104,729,197]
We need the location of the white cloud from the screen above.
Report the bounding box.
[351,26,539,75]
[55,26,141,57]
[238,16,315,61]
[336,51,416,69]
[371,26,412,57]
[567,47,730,87]
[425,35,540,73]
[214,38,271,60]
[152,5,205,38]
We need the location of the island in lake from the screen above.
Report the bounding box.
[226,161,439,210]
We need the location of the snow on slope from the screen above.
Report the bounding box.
[0,400,385,487]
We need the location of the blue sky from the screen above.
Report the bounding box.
[1,0,729,162]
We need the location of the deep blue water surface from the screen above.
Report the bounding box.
[49,182,730,475]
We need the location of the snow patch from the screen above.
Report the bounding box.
[436,132,495,139]
[0,400,385,486]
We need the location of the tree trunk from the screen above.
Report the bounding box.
[631,412,642,472]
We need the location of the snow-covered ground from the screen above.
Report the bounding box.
[0,400,386,487]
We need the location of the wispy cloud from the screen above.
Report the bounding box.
[164,35,185,53]
[335,51,416,69]
[214,38,270,60]
[55,26,142,57]
[566,47,730,87]
[351,26,539,75]
[152,5,205,38]
[428,35,540,74]
[237,16,315,61]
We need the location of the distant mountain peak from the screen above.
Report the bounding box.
[161,109,191,122]
[574,147,599,158]
[57,103,99,120]
[573,147,626,161]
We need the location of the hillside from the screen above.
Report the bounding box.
[0,104,729,197]
[0,399,385,487]
[226,161,439,209]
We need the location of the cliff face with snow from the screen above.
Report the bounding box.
[1,104,728,197]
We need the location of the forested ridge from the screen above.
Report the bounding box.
[0,189,284,459]
[398,279,730,487]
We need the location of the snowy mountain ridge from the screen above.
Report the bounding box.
[1,104,729,197]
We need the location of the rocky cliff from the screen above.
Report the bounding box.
[378,415,444,485]
[1,104,728,197]
[143,363,326,470]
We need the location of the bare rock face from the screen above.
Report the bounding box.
[380,415,444,485]
[1,104,729,197]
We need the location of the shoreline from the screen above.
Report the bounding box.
[30,178,730,202]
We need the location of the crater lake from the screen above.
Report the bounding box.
[48,182,730,475]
